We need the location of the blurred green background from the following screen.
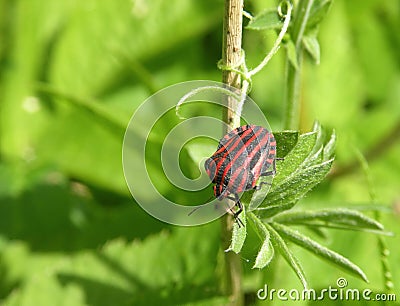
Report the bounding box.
[0,0,399,305]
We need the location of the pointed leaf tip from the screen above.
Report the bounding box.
[272,222,369,283]
[246,9,283,31]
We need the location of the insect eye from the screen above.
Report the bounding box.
[204,158,217,181]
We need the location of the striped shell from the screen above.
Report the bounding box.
[205,125,276,199]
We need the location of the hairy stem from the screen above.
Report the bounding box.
[221,0,244,305]
[353,147,395,295]
[222,0,243,129]
[283,0,314,130]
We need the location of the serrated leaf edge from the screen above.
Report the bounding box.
[227,205,247,254]
[272,208,385,231]
[271,222,369,283]
[248,212,274,269]
[265,222,309,289]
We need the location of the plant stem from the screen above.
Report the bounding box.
[355,148,395,295]
[221,0,244,305]
[222,0,243,130]
[283,0,314,130]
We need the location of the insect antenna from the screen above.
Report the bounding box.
[187,195,215,216]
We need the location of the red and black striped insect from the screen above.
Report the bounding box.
[204,125,278,226]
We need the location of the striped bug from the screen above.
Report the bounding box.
[204,125,278,226]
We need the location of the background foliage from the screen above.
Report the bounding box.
[0,0,399,305]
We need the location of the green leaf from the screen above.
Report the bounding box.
[302,122,325,167]
[254,240,274,269]
[308,121,324,155]
[0,0,223,195]
[242,131,299,211]
[246,9,283,31]
[265,223,308,289]
[246,131,299,211]
[274,131,318,185]
[271,222,369,283]
[227,205,247,254]
[303,33,321,64]
[247,212,274,269]
[36,84,128,131]
[323,129,336,161]
[285,38,299,70]
[250,129,316,210]
[273,131,299,158]
[0,164,167,252]
[307,0,333,30]
[1,226,223,306]
[257,160,333,218]
[247,176,273,211]
[272,208,385,232]
[255,123,335,218]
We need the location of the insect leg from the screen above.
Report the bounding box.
[233,194,244,227]
[255,157,284,189]
[224,194,244,227]
[253,181,271,190]
[260,159,277,177]
[222,194,238,217]
[259,157,284,177]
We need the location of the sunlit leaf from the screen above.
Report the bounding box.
[323,129,336,161]
[254,123,335,217]
[1,226,222,306]
[272,222,369,282]
[265,223,308,289]
[285,38,299,70]
[256,160,333,218]
[247,212,274,269]
[227,205,247,254]
[273,131,299,158]
[273,131,317,185]
[246,9,283,31]
[307,0,333,30]
[303,33,321,64]
[272,208,385,232]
